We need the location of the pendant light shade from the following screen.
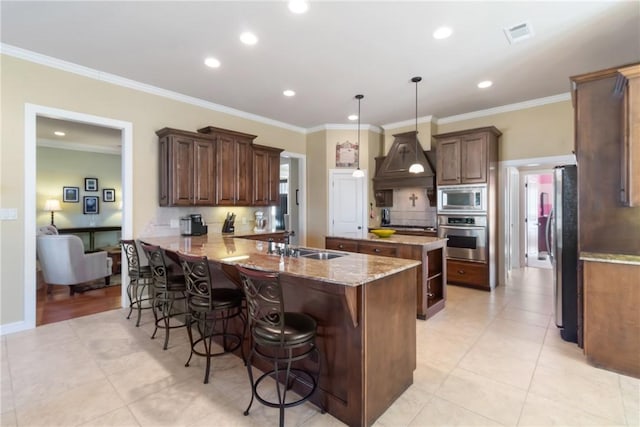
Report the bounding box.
[352,94,365,178]
[409,76,424,174]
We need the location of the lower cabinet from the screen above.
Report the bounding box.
[326,237,446,320]
[447,259,489,290]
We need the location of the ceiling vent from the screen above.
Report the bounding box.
[504,21,534,44]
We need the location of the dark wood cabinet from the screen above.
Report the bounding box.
[446,259,489,290]
[325,236,446,320]
[198,126,257,206]
[156,128,216,206]
[618,64,640,207]
[434,127,500,186]
[252,144,283,206]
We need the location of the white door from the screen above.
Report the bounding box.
[524,174,540,266]
[329,169,367,238]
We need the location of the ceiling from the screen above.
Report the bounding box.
[2,1,639,130]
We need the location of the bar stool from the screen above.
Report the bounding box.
[236,266,321,427]
[140,242,188,350]
[178,253,247,384]
[120,239,154,327]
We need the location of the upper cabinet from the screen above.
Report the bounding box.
[571,63,640,254]
[157,126,282,207]
[433,127,501,186]
[156,128,216,206]
[252,144,284,206]
[198,127,256,206]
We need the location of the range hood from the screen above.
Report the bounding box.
[373,131,436,190]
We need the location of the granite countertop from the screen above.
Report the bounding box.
[580,252,640,266]
[331,233,447,250]
[139,234,420,287]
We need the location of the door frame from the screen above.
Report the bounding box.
[281,151,307,246]
[500,154,575,284]
[22,103,133,331]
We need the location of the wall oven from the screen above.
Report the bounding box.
[437,215,487,262]
[437,184,487,214]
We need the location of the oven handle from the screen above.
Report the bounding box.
[439,225,485,231]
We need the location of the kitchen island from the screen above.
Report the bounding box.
[326,234,447,320]
[139,234,420,427]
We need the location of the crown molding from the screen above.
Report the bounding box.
[436,93,571,125]
[1,43,307,135]
[37,139,121,155]
[382,115,434,131]
[306,123,383,134]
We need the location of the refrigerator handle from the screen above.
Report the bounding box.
[546,208,554,261]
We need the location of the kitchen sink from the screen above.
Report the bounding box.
[296,248,345,260]
[302,252,344,260]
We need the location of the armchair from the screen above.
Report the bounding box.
[36,234,113,295]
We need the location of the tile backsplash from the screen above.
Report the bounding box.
[388,187,437,227]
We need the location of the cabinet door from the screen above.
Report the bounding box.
[193,139,216,205]
[216,135,237,206]
[437,139,461,185]
[252,148,269,206]
[267,150,281,205]
[235,138,253,205]
[447,259,488,289]
[171,136,195,206]
[461,133,487,183]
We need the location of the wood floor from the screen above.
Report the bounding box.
[36,278,123,326]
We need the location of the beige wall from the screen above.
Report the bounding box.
[435,101,574,161]
[306,130,327,248]
[0,55,305,326]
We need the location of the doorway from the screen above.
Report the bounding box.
[522,171,553,269]
[279,152,307,246]
[23,104,133,331]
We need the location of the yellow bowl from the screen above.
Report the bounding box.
[370,229,396,238]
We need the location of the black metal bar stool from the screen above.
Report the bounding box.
[236,266,321,427]
[140,242,188,350]
[178,253,247,384]
[120,239,154,327]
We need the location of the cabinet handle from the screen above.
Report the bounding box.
[338,244,344,249]
[458,269,465,274]
[374,248,381,253]
[296,189,299,206]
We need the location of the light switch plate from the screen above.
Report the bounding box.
[0,208,18,220]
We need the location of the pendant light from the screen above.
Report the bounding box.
[352,94,365,178]
[409,76,424,174]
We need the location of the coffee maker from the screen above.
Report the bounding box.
[180,214,208,236]
[381,208,391,226]
[254,211,267,232]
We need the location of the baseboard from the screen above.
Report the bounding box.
[0,320,34,336]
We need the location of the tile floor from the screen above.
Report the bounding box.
[1,267,638,426]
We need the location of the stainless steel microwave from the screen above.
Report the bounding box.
[437,184,487,214]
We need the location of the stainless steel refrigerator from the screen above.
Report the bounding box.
[546,165,579,343]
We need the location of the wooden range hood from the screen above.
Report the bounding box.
[373,131,436,191]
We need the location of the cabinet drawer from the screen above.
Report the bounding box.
[357,242,398,257]
[447,259,488,287]
[325,238,358,252]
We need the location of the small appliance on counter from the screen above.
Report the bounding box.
[254,211,267,232]
[180,214,208,236]
[222,212,236,233]
[381,208,391,226]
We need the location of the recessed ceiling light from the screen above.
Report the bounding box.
[204,57,221,68]
[239,32,258,45]
[348,115,358,121]
[433,26,452,40]
[477,80,493,89]
[283,89,296,97]
[288,0,309,14]
[54,131,65,136]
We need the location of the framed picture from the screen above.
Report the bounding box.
[62,186,79,203]
[103,188,115,202]
[83,196,99,214]
[84,177,98,192]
